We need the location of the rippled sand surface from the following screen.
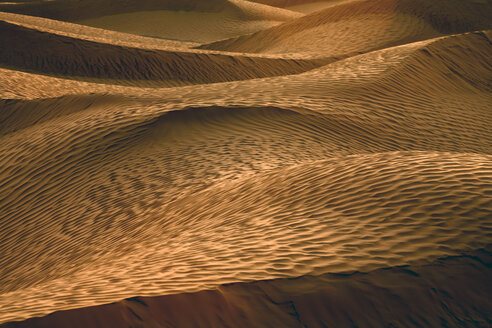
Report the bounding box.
[0,0,491,327]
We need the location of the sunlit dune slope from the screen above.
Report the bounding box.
[200,0,492,56]
[3,247,491,328]
[0,16,327,86]
[0,29,490,324]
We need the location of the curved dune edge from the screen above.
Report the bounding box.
[1,247,491,328]
[200,0,492,56]
[286,1,362,14]
[0,0,304,19]
[0,67,146,100]
[0,18,330,86]
[75,1,302,44]
[1,30,490,143]
[0,11,202,50]
[0,0,232,21]
[0,10,318,62]
[0,0,303,42]
[247,0,336,8]
[0,95,134,136]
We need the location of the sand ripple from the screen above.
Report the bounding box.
[3,247,491,327]
[0,1,491,326]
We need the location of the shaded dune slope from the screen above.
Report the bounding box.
[285,1,362,14]
[0,11,202,50]
[247,0,335,7]
[0,0,302,43]
[3,247,491,328]
[0,18,327,86]
[200,0,492,56]
[0,0,232,21]
[0,30,491,323]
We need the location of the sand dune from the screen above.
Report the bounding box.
[247,0,336,8]
[0,0,302,43]
[0,0,232,21]
[76,1,301,43]
[201,0,492,56]
[0,11,202,50]
[248,0,360,14]
[0,149,491,323]
[0,28,491,324]
[0,16,327,86]
[0,0,491,326]
[286,1,360,14]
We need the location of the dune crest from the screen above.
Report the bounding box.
[200,0,492,56]
[76,1,302,43]
[0,16,327,86]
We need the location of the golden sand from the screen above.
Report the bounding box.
[0,0,491,326]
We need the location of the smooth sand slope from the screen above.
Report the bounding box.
[286,1,360,14]
[0,0,234,21]
[77,1,302,43]
[249,0,360,14]
[248,0,337,8]
[0,0,491,326]
[0,0,302,43]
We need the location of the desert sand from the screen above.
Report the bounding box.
[0,0,491,327]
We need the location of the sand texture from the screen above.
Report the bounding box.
[0,0,491,326]
[200,0,492,57]
[3,248,491,328]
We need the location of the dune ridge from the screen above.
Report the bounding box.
[0,19,329,86]
[200,0,492,56]
[0,11,202,50]
[76,1,302,43]
[285,1,361,14]
[247,0,336,8]
[0,0,232,21]
[0,0,303,43]
[0,95,132,136]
